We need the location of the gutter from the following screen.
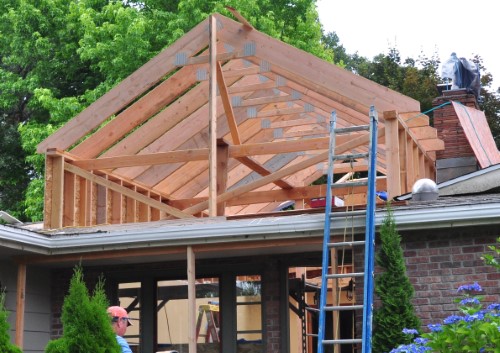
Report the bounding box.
[2,201,500,256]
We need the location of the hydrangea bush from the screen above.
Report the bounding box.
[390,282,500,353]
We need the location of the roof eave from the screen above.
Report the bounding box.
[2,201,500,257]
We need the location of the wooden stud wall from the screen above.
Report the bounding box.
[384,111,441,199]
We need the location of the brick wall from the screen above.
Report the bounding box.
[402,226,500,327]
[433,89,478,161]
[50,268,103,338]
[353,225,500,335]
[262,261,281,353]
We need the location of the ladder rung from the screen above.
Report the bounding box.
[323,305,363,311]
[331,180,368,188]
[305,307,319,313]
[306,333,318,338]
[322,339,362,345]
[334,125,370,134]
[326,272,363,279]
[328,240,366,248]
[332,152,369,161]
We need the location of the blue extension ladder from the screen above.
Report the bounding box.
[316,106,378,353]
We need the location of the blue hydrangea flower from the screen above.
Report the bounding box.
[457,282,482,293]
[428,323,443,332]
[390,343,431,353]
[460,297,480,305]
[464,312,484,322]
[414,338,429,345]
[487,303,500,311]
[402,328,419,335]
[444,315,464,325]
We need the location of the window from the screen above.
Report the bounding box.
[236,275,262,353]
[118,282,141,353]
[157,278,220,353]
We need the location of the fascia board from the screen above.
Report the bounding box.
[0,225,51,254]
[2,202,500,256]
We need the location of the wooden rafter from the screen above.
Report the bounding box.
[37,12,446,228]
[37,18,211,154]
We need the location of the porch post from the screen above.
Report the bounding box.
[15,262,26,348]
[187,246,197,353]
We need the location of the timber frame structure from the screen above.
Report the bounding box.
[37,10,444,230]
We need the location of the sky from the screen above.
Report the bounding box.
[316,0,499,90]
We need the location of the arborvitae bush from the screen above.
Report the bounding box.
[372,206,421,353]
[0,291,22,353]
[45,265,121,353]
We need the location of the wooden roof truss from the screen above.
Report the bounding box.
[38,12,444,229]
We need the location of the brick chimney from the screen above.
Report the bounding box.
[432,89,480,183]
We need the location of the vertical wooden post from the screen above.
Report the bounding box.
[406,137,416,192]
[45,152,64,229]
[111,180,123,224]
[63,172,75,227]
[77,176,87,227]
[187,246,197,353]
[15,263,26,348]
[208,14,218,217]
[384,111,402,198]
[398,129,411,195]
[216,139,229,216]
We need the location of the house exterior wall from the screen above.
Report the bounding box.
[353,224,500,333]
[44,224,500,352]
[401,225,500,327]
[0,261,51,353]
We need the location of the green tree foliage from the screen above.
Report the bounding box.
[475,56,500,149]
[45,265,120,353]
[342,47,442,115]
[372,206,421,353]
[483,237,500,270]
[0,0,330,222]
[323,33,500,146]
[0,291,22,353]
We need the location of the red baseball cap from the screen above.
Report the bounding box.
[107,306,133,326]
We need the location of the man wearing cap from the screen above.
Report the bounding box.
[107,306,133,353]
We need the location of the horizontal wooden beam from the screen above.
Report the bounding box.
[72,149,209,170]
[70,134,369,171]
[239,94,295,107]
[169,178,387,208]
[178,51,250,67]
[17,237,322,265]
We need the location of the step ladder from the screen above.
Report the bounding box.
[195,303,220,343]
[317,106,378,353]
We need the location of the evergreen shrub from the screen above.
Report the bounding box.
[0,290,22,353]
[372,205,421,353]
[45,265,121,353]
